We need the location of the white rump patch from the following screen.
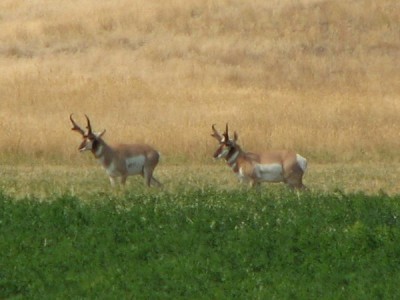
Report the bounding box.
[125,155,146,175]
[296,154,308,173]
[254,163,284,182]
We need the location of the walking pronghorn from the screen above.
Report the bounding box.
[70,114,161,187]
[211,124,307,189]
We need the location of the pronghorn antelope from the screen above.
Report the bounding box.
[70,114,161,187]
[211,124,307,189]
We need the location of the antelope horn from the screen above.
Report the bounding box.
[84,114,93,135]
[211,124,223,141]
[70,114,85,136]
[223,123,230,140]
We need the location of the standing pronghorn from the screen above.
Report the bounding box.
[70,114,161,187]
[211,124,307,189]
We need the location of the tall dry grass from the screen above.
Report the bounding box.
[0,0,399,164]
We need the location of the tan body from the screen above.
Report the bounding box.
[212,124,307,189]
[92,140,161,186]
[70,114,161,187]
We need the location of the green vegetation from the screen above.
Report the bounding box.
[1,188,400,299]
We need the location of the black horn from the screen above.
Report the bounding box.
[84,114,93,135]
[70,114,85,136]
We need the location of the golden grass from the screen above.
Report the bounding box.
[0,0,399,165]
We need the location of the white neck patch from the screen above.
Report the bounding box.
[95,144,104,157]
[227,150,239,165]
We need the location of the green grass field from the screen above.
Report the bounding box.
[1,186,400,299]
[1,161,400,299]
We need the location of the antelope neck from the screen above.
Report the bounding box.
[225,147,241,173]
[92,139,112,166]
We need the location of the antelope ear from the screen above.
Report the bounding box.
[96,129,106,138]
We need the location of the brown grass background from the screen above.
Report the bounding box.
[0,0,399,165]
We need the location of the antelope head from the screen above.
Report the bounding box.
[70,114,106,152]
[211,123,238,159]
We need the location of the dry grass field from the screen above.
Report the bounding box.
[0,0,399,193]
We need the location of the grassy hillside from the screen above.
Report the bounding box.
[0,0,399,164]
